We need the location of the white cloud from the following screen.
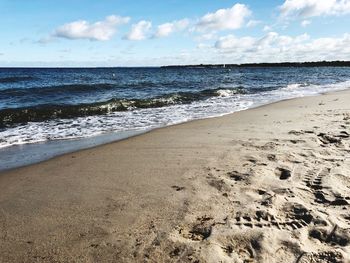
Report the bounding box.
[246,20,262,28]
[154,19,189,38]
[280,0,350,18]
[263,25,272,32]
[214,32,350,63]
[195,3,251,32]
[125,20,152,40]
[215,35,256,50]
[215,32,310,52]
[197,43,211,49]
[53,15,130,41]
[194,33,218,42]
[301,20,311,26]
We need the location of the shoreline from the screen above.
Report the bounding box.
[1,88,349,173]
[0,89,350,262]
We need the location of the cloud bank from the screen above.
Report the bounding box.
[29,1,350,65]
[53,15,130,41]
[195,3,251,32]
[214,32,350,62]
[154,19,189,38]
[125,20,152,40]
[280,0,350,18]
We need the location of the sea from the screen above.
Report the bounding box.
[1,66,350,171]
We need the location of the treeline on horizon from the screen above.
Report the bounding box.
[161,61,350,68]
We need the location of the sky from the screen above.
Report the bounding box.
[1,0,350,67]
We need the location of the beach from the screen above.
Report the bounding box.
[0,89,349,262]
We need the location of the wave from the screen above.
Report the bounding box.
[0,80,203,96]
[0,82,200,97]
[0,76,36,83]
[1,79,350,150]
[0,87,245,128]
[279,80,350,95]
[0,83,119,96]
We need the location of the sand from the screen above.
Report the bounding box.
[0,90,350,263]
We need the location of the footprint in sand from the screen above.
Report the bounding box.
[309,224,350,247]
[276,167,292,180]
[303,167,349,206]
[227,170,250,182]
[178,216,214,241]
[297,251,344,263]
[232,204,313,231]
[171,185,186,191]
[317,132,342,146]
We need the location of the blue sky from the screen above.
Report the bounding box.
[1,0,350,67]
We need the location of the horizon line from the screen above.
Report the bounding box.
[1,60,350,69]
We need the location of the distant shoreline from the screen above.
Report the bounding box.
[1,60,350,69]
[161,60,350,68]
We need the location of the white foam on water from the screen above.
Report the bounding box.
[215,89,238,97]
[1,80,350,149]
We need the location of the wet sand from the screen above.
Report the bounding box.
[1,90,350,262]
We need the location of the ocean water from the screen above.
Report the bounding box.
[1,67,350,170]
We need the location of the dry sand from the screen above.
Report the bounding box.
[0,90,350,263]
